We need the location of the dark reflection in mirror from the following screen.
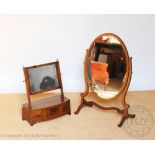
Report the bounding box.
[27,64,59,93]
[88,35,126,98]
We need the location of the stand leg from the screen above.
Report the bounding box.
[74,94,86,114]
[22,112,25,120]
[74,102,84,114]
[68,109,71,115]
[118,105,136,127]
[118,114,135,127]
[29,121,35,126]
[74,97,93,114]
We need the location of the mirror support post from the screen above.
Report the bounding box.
[74,49,91,114]
[23,67,32,109]
[118,57,135,127]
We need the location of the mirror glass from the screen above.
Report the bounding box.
[27,64,59,93]
[88,35,126,99]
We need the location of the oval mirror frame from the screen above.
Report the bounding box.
[85,33,130,101]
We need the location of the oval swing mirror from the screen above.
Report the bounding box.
[75,33,135,127]
[87,33,128,99]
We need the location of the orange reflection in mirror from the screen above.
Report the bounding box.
[90,61,109,85]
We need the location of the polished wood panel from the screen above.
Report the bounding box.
[22,95,71,126]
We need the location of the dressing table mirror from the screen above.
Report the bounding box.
[75,33,135,127]
[22,61,71,126]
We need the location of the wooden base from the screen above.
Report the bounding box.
[22,95,71,126]
[74,98,135,127]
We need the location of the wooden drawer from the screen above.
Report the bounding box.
[45,106,60,120]
[22,96,71,126]
[31,109,43,122]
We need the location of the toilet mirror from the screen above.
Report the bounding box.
[87,33,128,100]
[75,33,135,127]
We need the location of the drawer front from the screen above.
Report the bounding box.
[31,109,43,122]
[61,102,70,114]
[45,106,60,120]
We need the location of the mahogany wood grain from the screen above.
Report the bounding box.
[22,95,71,126]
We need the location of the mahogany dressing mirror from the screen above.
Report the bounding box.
[22,61,71,126]
[75,33,135,127]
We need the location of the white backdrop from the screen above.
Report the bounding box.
[0,14,155,93]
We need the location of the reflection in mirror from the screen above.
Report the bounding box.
[27,64,59,93]
[88,35,126,98]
